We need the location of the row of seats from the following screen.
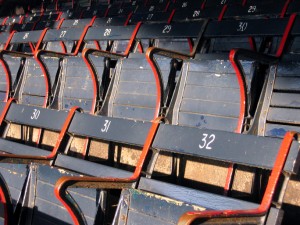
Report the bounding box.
[0,100,298,225]
[0,16,297,114]
[1,0,300,28]
[0,0,299,225]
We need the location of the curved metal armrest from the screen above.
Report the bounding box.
[146,47,191,61]
[178,131,298,225]
[230,48,279,65]
[0,106,80,164]
[178,209,265,225]
[35,49,73,59]
[0,50,34,58]
[54,116,162,225]
[55,176,136,225]
[82,48,127,60]
[229,48,279,132]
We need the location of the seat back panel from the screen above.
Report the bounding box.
[59,56,106,112]
[107,56,159,121]
[261,59,300,138]
[5,103,68,131]
[170,58,254,131]
[152,124,300,173]
[68,113,151,146]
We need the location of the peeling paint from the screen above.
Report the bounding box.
[131,189,205,211]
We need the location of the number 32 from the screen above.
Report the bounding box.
[199,133,215,150]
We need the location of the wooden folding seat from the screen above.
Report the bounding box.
[34,20,61,30]
[257,17,300,138]
[39,11,62,22]
[0,28,69,107]
[161,17,287,131]
[80,7,108,19]
[59,18,94,29]
[11,23,36,32]
[171,0,224,22]
[141,16,296,196]
[129,10,173,24]
[23,23,94,107]
[22,14,41,24]
[134,0,170,15]
[20,109,160,225]
[108,127,299,225]
[51,105,300,225]
[3,16,23,26]
[0,101,78,224]
[101,20,207,122]
[106,2,136,17]
[5,19,207,225]
[43,22,140,113]
[0,31,21,102]
[224,0,289,19]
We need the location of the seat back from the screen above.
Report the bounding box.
[258,55,300,138]
[129,11,173,24]
[55,24,140,113]
[22,110,154,225]
[167,54,255,132]
[57,55,108,113]
[135,21,206,54]
[2,102,70,138]
[6,29,60,107]
[101,53,162,121]
[42,26,89,53]
[224,0,288,19]
[113,124,300,225]
[203,18,291,54]
[257,18,300,138]
[0,30,47,103]
[84,24,140,53]
[99,21,207,121]
[34,20,61,30]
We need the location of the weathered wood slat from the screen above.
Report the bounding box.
[271,92,300,108]
[139,177,258,210]
[267,107,300,124]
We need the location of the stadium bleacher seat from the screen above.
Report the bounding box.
[0,1,299,225]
